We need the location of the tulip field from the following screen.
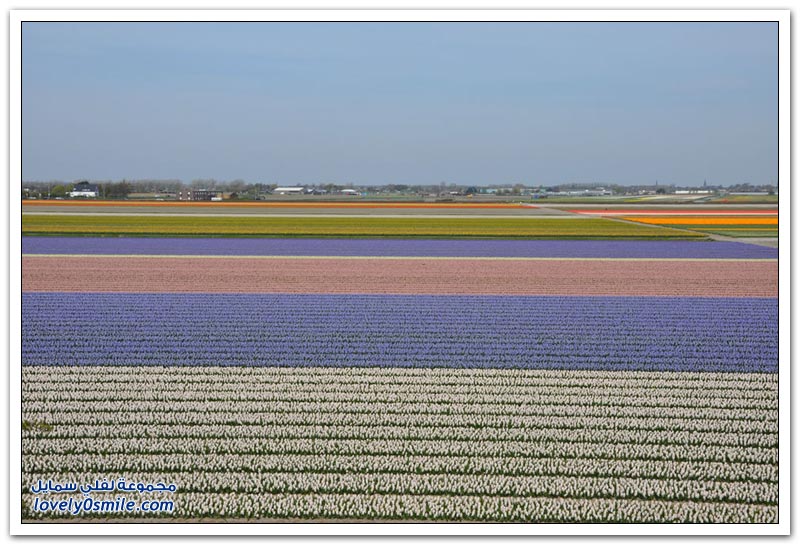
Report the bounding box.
[20,211,780,524]
[22,367,777,522]
[570,208,779,238]
[21,213,701,238]
[23,294,777,372]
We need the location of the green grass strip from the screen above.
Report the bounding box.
[22,214,705,239]
[692,229,779,238]
[643,224,777,238]
[707,195,779,204]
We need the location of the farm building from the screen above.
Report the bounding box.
[178,189,220,201]
[69,181,100,198]
[274,187,306,195]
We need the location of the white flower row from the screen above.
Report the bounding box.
[18,399,778,433]
[23,370,777,410]
[22,374,779,390]
[21,418,776,443]
[21,470,777,504]
[21,491,778,523]
[22,409,777,440]
[23,452,778,491]
[22,426,778,459]
[21,365,779,386]
[23,387,778,411]
[22,437,778,474]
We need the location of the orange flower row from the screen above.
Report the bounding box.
[622,216,778,226]
[22,199,525,209]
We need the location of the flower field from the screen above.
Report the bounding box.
[569,209,779,216]
[21,214,702,238]
[22,237,778,258]
[20,224,779,524]
[620,216,778,238]
[23,199,527,209]
[22,367,777,522]
[569,208,779,238]
[21,256,777,296]
[624,217,777,225]
[23,294,776,372]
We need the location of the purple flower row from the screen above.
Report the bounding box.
[22,294,777,373]
[21,236,778,259]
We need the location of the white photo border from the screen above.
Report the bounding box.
[8,9,790,537]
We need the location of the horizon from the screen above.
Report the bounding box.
[21,178,775,189]
[23,22,778,186]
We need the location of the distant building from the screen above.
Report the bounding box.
[340,189,359,195]
[729,191,773,196]
[178,189,220,201]
[69,181,100,198]
[582,188,612,196]
[273,187,306,195]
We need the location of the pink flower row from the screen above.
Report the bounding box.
[22,257,777,297]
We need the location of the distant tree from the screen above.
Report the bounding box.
[191,179,217,189]
[656,188,667,194]
[228,180,247,194]
[249,183,269,197]
[104,181,131,199]
[50,185,67,198]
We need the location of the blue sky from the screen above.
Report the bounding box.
[22,22,777,186]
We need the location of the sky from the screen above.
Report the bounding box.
[21,21,778,186]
